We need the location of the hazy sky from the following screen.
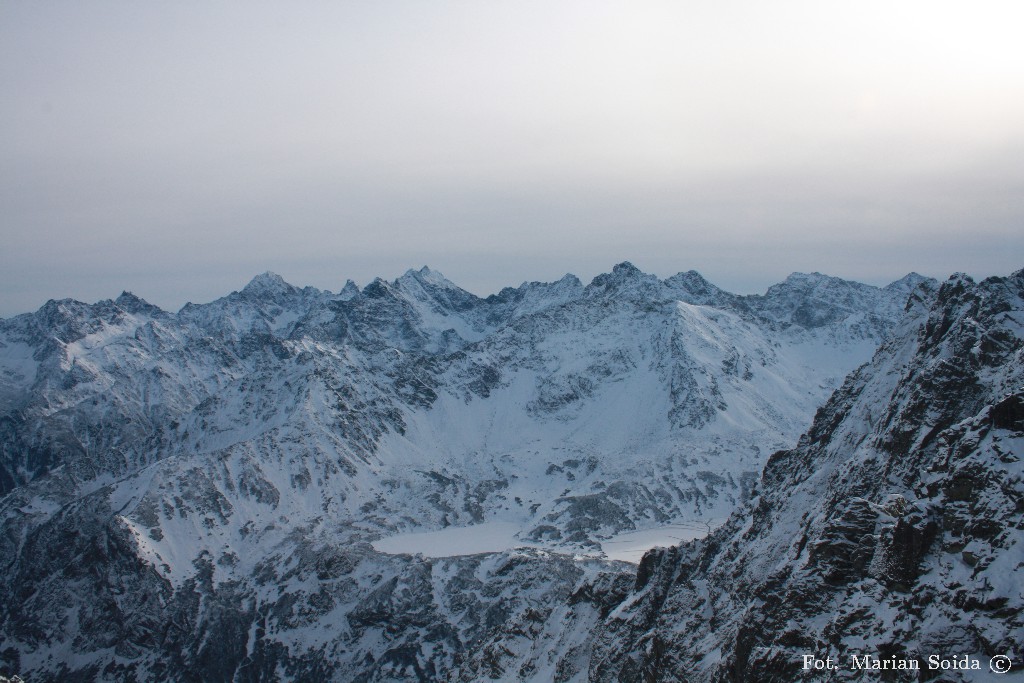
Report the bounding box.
[2,1,1022,316]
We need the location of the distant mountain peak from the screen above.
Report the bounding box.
[763,272,870,299]
[587,261,660,296]
[781,271,832,285]
[612,261,641,275]
[361,277,394,299]
[668,269,713,288]
[398,265,461,291]
[883,272,937,294]
[339,279,360,300]
[242,271,293,295]
[557,272,582,285]
[114,291,165,317]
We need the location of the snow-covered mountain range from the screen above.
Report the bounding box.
[7,262,1008,681]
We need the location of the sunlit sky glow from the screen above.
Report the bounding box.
[2,1,1022,315]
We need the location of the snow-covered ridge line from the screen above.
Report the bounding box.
[2,262,927,322]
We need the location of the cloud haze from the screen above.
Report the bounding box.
[2,0,1022,315]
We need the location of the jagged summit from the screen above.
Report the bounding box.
[554,272,582,286]
[765,270,855,294]
[394,266,480,308]
[338,279,360,300]
[509,272,584,295]
[596,261,644,282]
[241,270,294,295]
[883,271,934,293]
[612,260,641,275]
[114,291,166,317]
[483,273,584,321]
[663,269,736,307]
[360,276,394,299]
[398,265,455,287]
[586,260,663,298]
[6,263,925,323]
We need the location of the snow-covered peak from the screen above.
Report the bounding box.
[770,270,847,294]
[338,279,360,300]
[361,276,396,300]
[177,272,325,339]
[397,265,461,291]
[663,270,736,307]
[387,267,490,347]
[883,271,935,296]
[485,273,583,320]
[394,266,480,311]
[586,261,663,299]
[114,291,166,318]
[240,271,295,298]
[3,297,108,347]
[752,271,903,331]
[553,272,582,288]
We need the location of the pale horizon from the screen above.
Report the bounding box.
[3,1,1022,316]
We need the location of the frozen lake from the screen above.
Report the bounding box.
[600,522,718,563]
[372,520,721,563]
[372,521,533,557]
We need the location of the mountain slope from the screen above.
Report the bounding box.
[590,270,1023,681]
